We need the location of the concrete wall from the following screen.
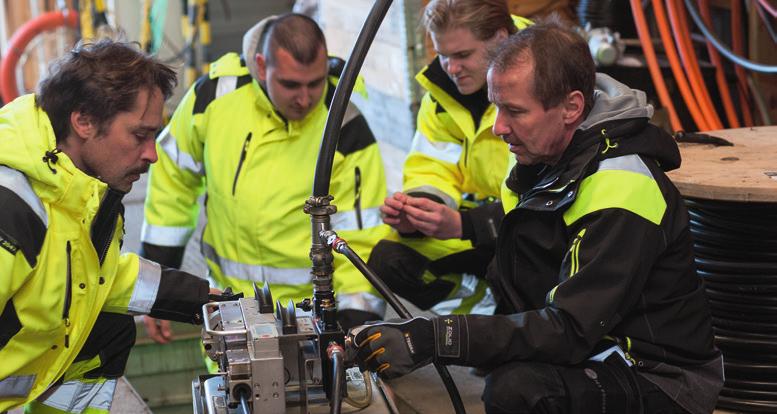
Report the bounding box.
[319,0,426,152]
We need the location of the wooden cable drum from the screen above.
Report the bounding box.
[667,126,777,413]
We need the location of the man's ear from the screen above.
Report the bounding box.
[563,90,585,126]
[255,53,268,83]
[69,111,97,140]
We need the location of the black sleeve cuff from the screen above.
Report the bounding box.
[460,210,476,241]
[140,242,185,269]
[149,267,209,324]
[462,202,504,248]
[432,315,470,366]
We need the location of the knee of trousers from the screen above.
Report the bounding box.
[482,361,566,413]
[367,240,429,289]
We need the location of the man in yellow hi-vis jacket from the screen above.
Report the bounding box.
[0,40,211,413]
[369,0,531,315]
[140,13,390,341]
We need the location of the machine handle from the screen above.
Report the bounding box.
[202,302,248,336]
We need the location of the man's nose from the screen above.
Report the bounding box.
[444,58,461,75]
[142,139,159,164]
[492,111,509,139]
[297,88,312,108]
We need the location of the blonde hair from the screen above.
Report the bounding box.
[422,0,517,40]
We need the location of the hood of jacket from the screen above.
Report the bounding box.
[0,94,110,213]
[243,15,278,84]
[506,73,680,197]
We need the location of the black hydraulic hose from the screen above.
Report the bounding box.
[321,230,467,414]
[312,0,392,197]
[329,344,345,414]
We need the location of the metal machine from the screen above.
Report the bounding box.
[192,285,398,414]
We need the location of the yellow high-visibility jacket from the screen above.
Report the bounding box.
[0,95,208,411]
[398,17,533,262]
[141,52,390,315]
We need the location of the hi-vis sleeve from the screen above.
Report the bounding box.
[104,252,209,324]
[142,83,207,253]
[402,93,464,210]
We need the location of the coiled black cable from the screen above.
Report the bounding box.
[686,198,777,412]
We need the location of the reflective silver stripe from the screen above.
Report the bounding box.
[597,154,653,178]
[430,277,496,315]
[0,374,35,398]
[410,130,462,165]
[404,185,458,210]
[202,242,312,284]
[589,345,633,366]
[140,221,193,247]
[215,75,238,98]
[157,126,204,174]
[469,288,496,316]
[430,298,462,315]
[0,166,48,226]
[37,379,116,413]
[128,258,162,314]
[331,207,382,231]
[337,291,386,316]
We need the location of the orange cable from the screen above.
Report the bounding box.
[698,0,740,128]
[653,0,710,130]
[630,0,684,131]
[731,0,754,126]
[668,0,723,129]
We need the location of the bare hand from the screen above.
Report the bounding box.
[402,196,462,239]
[143,315,172,344]
[380,192,416,234]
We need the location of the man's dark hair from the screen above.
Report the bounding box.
[36,39,177,143]
[261,13,327,66]
[489,15,595,117]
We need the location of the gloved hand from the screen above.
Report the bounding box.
[348,317,435,379]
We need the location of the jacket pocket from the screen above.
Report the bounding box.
[232,132,253,196]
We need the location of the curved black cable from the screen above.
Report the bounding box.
[312,0,391,196]
[322,231,467,414]
[686,198,777,411]
[308,0,466,411]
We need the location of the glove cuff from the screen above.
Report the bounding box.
[431,315,468,365]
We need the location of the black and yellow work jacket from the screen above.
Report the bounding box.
[141,50,390,315]
[0,95,208,411]
[438,75,724,414]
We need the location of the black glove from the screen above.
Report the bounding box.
[348,317,435,379]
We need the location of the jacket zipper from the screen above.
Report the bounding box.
[354,167,363,230]
[232,132,253,196]
[63,241,72,348]
[463,138,469,167]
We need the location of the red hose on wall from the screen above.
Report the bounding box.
[1,10,79,103]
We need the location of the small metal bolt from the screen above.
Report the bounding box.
[545,200,553,206]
